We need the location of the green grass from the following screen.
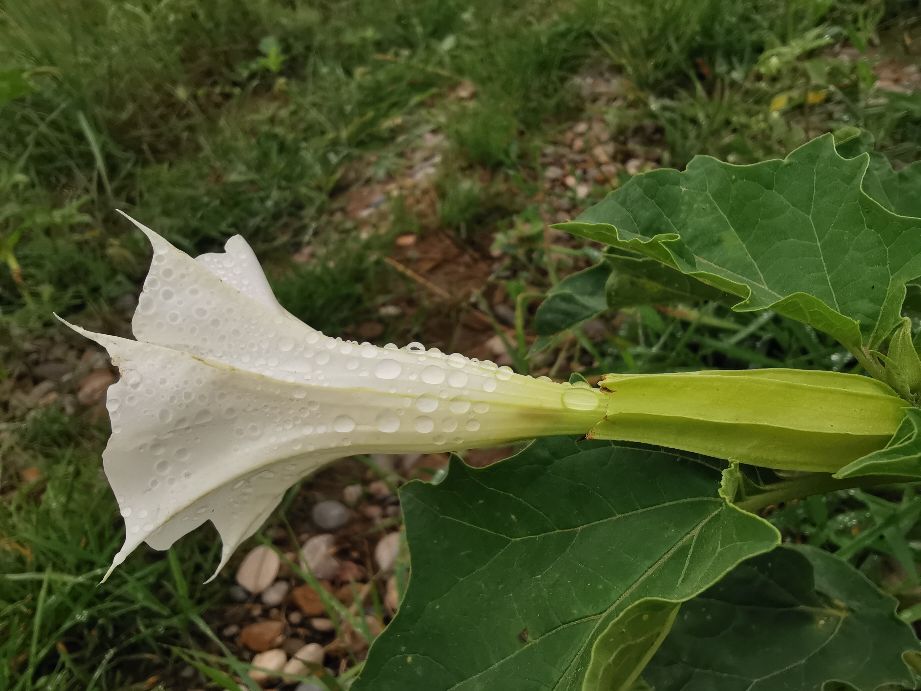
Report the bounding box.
[3,0,921,686]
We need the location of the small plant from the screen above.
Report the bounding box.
[65,132,921,689]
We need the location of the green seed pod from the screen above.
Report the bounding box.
[590,369,906,472]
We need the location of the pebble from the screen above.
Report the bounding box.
[288,611,303,625]
[299,534,339,579]
[311,500,350,531]
[240,620,284,652]
[625,157,644,176]
[236,546,281,595]
[342,484,363,506]
[544,165,564,180]
[291,583,333,616]
[77,369,115,406]
[294,682,326,691]
[282,637,308,656]
[374,532,402,573]
[249,649,287,684]
[575,183,590,199]
[260,580,290,607]
[367,480,393,500]
[283,643,325,676]
[310,617,334,632]
[228,585,250,603]
[222,624,240,638]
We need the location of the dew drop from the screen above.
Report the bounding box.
[562,387,600,411]
[449,398,471,414]
[414,416,434,433]
[421,365,445,385]
[415,395,438,413]
[482,378,497,393]
[406,342,425,353]
[465,419,481,432]
[448,371,468,388]
[375,359,402,380]
[442,418,458,433]
[155,460,171,475]
[279,337,295,352]
[334,415,356,433]
[376,411,400,433]
[316,352,330,365]
[158,409,173,424]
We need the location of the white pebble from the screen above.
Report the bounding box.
[341,484,363,506]
[311,500,350,531]
[282,642,325,676]
[249,648,286,684]
[299,534,339,579]
[374,532,402,573]
[260,580,290,607]
[236,546,280,595]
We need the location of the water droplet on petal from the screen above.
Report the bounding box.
[416,395,438,413]
[421,365,445,385]
[279,337,295,352]
[375,359,401,380]
[482,378,497,393]
[334,415,356,433]
[414,416,434,433]
[562,387,600,411]
[376,411,400,433]
[465,419,481,432]
[448,371,468,388]
[449,398,471,414]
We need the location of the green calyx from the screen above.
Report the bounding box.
[588,368,907,473]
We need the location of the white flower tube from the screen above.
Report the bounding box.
[64,214,607,579]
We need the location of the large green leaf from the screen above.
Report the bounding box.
[355,439,779,690]
[644,545,921,690]
[557,134,921,352]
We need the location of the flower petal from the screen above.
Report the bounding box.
[63,221,608,579]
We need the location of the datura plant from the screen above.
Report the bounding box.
[65,133,921,690]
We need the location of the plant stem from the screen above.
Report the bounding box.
[736,473,920,513]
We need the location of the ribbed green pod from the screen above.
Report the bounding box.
[590,369,907,472]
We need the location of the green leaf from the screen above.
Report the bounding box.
[582,598,679,691]
[834,128,921,220]
[355,438,779,690]
[645,545,921,690]
[603,252,727,311]
[534,253,727,337]
[836,408,921,479]
[534,262,611,336]
[558,134,921,352]
[862,156,921,220]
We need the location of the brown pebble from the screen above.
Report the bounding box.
[77,369,115,406]
[281,637,307,656]
[239,620,285,652]
[336,560,366,583]
[291,583,334,617]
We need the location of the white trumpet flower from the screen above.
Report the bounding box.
[63,214,608,580]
